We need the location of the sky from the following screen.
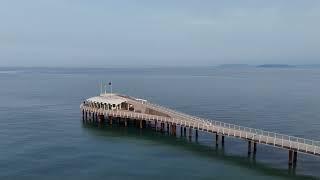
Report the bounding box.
[0,0,320,67]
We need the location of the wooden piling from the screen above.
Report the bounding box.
[98,114,104,123]
[289,150,293,166]
[221,135,225,146]
[109,116,113,125]
[293,151,297,166]
[195,130,198,140]
[189,128,192,138]
[248,141,252,155]
[170,124,175,136]
[155,120,157,131]
[82,110,85,121]
[215,134,219,146]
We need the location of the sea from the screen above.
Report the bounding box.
[0,67,320,180]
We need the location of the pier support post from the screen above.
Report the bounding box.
[253,142,257,154]
[180,126,183,136]
[140,120,143,129]
[195,130,198,141]
[221,136,225,146]
[172,124,176,136]
[293,151,297,166]
[248,141,252,155]
[184,127,187,136]
[289,150,293,166]
[91,112,94,122]
[143,120,147,128]
[124,119,128,127]
[175,124,177,136]
[167,123,170,134]
[109,116,113,125]
[98,114,104,123]
[91,113,93,122]
[155,121,157,131]
[215,134,219,146]
[189,128,192,140]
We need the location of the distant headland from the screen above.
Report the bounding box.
[218,64,250,68]
[257,64,295,68]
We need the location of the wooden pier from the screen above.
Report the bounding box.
[80,93,320,167]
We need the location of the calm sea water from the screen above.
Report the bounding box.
[1,67,320,180]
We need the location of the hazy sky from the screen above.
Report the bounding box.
[1,0,320,67]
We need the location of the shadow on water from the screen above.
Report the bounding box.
[82,122,319,180]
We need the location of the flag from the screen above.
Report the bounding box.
[108,81,112,86]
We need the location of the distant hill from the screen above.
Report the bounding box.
[218,64,251,68]
[257,64,295,68]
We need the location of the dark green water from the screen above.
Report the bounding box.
[0,67,320,179]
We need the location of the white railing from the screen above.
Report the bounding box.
[142,101,320,151]
[80,102,320,156]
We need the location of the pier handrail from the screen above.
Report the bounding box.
[141,101,320,149]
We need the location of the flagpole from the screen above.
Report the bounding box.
[110,83,112,95]
[109,81,112,96]
[100,82,102,95]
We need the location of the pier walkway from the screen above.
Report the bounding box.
[80,93,320,166]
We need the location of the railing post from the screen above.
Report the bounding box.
[289,137,292,148]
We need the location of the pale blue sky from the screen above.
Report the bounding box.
[1,0,320,67]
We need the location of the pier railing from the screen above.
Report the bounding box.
[143,101,320,154]
[81,103,320,156]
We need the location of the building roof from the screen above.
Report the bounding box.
[86,93,127,105]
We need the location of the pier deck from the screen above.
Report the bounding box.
[80,93,320,166]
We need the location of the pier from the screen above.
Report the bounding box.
[80,93,320,167]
